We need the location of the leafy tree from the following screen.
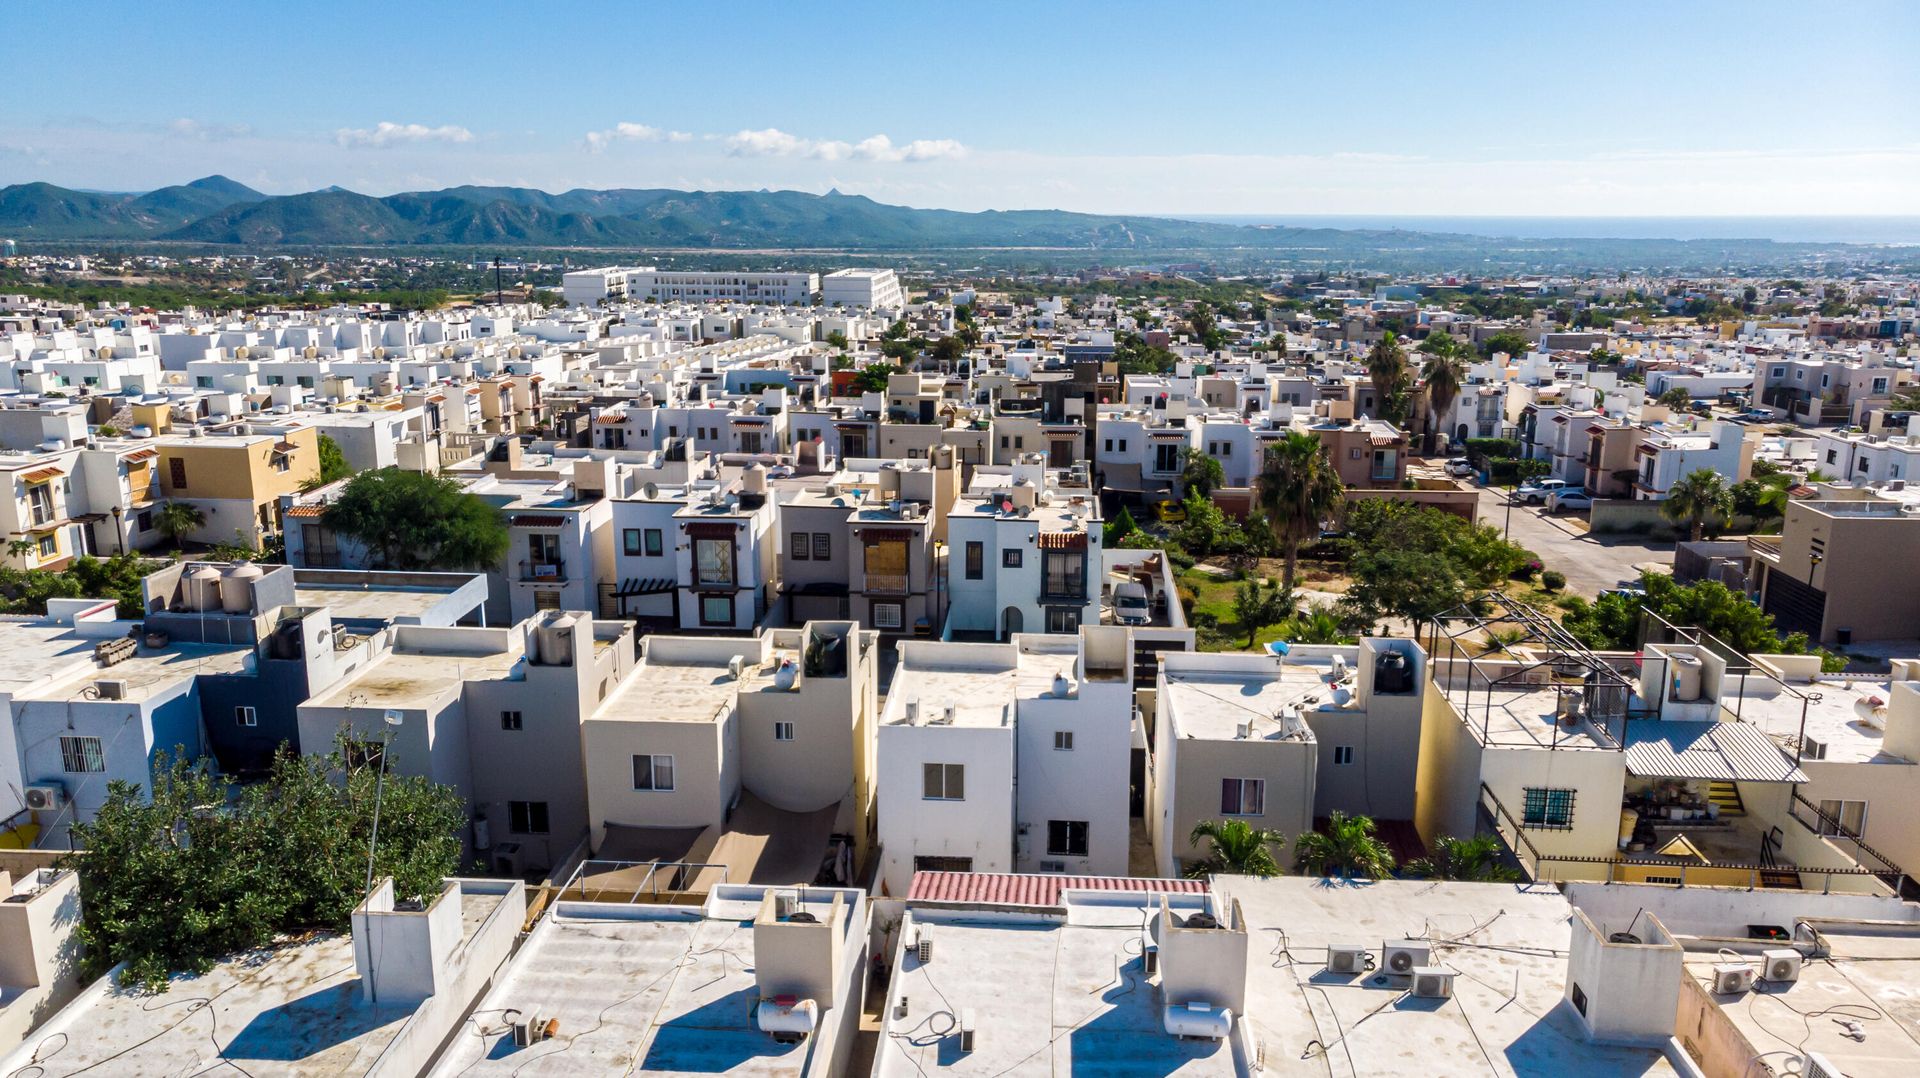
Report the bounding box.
[1481,330,1532,359]
[1663,468,1735,541]
[5,537,33,562]
[1103,504,1140,547]
[1731,478,1788,521]
[63,738,463,989]
[929,335,965,363]
[303,433,353,492]
[825,330,849,350]
[1364,331,1411,423]
[1269,333,1288,358]
[1656,386,1695,410]
[321,468,509,571]
[847,362,900,395]
[1405,834,1520,882]
[154,501,206,548]
[1232,578,1293,647]
[1294,811,1396,880]
[1338,499,1532,634]
[1187,302,1226,351]
[1187,819,1286,878]
[1181,447,1225,498]
[1255,431,1345,590]
[879,336,922,362]
[1174,490,1235,557]
[1114,332,1178,376]
[1561,572,1838,672]
[882,319,909,341]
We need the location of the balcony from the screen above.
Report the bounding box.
[520,558,566,582]
[1748,535,1783,562]
[864,572,910,595]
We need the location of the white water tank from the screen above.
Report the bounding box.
[1670,653,1704,702]
[535,614,576,666]
[220,562,264,614]
[185,566,224,611]
[743,462,768,495]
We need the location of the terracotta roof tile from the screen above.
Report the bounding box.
[906,872,1206,907]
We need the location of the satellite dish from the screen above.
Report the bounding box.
[642,482,659,500]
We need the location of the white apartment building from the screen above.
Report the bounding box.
[564,266,820,307]
[944,457,1103,639]
[874,629,1136,894]
[1812,429,1920,485]
[821,268,905,310]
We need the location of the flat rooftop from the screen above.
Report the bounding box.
[1162,655,1351,741]
[0,615,101,695]
[1445,685,1616,750]
[428,888,855,1076]
[1217,877,1680,1077]
[13,886,504,1076]
[1682,924,1920,1078]
[306,641,521,710]
[882,642,1106,729]
[1738,673,1912,764]
[293,583,455,623]
[20,642,252,704]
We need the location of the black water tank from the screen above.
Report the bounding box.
[1374,650,1413,694]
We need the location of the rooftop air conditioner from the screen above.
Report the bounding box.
[1326,944,1372,975]
[1713,962,1754,996]
[512,1014,556,1047]
[1802,1052,1843,1078]
[1761,948,1803,984]
[94,678,128,701]
[24,783,65,811]
[1411,967,1456,999]
[1382,941,1430,976]
[915,933,934,965]
[1801,736,1828,761]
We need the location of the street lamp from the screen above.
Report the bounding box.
[109,505,124,556]
[364,708,404,895]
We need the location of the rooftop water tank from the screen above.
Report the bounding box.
[185,566,225,611]
[220,563,264,614]
[1670,653,1704,702]
[535,614,575,666]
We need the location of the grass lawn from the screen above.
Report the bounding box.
[1177,558,1352,652]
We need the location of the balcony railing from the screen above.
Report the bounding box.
[864,572,910,595]
[520,558,566,582]
[1748,535,1783,561]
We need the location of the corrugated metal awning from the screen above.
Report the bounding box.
[123,449,158,463]
[907,871,1207,907]
[511,514,568,528]
[858,527,914,543]
[1624,720,1808,783]
[20,467,63,483]
[685,522,736,539]
[272,441,300,453]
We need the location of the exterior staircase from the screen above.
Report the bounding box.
[1706,781,1746,818]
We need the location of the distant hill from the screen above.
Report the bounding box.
[0,177,1890,271]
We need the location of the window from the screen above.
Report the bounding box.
[922,763,965,800]
[501,710,523,731]
[1047,820,1090,857]
[1816,799,1868,838]
[168,458,188,489]
[914,855,973,873]
[774,721,795,742]
[1333,745,1354,765]
[1046,607,1081,633]
[1053,730,1074,751]
[508,801,549,834]
[1771,366,1786,379]
[624,529,645,556]
[864,538,908,593]
[1826,449,1839,465]
[1042,549,1086,600]
[1220,778,1265,816]
[235,706,257,728]
[695,537,735,585]
[645,529,664,556]
[872,602,904,630]
[1117,439,1127,452]
[37,534,56,558]
[533,590,561,611]
[1521,787,1576,830]
[633,754,675,791]
[1002,548,1023,569]
[26,483,54,526]
[302,523,340,568]
[700,594,734,626]
[1152,443,1181,474]
[791,531,811,560]
[60,735,104,774]
[1103,438,1113,452]
[964,541,983,580]
[812,533,831,560]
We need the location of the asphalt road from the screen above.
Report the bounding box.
[1476,487,1675,599]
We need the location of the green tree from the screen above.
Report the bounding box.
[63,738,464,989]
[1656,386,1695,410]
[847,363,900,395]
[1181,447,1225,498]
[321,468,509,571]
[1186,819,1287,878]
[1103,504,1140,547]
[825,330,849,350]
[1187,302,1225,351]
[154,501,206,548]
[1282,603,1354,645]
[1364,331,1411,423]
[929,335,965,363]
[1663,468,1735,541]
[1481,330,1532,359]
[1174,490,1235,557]
[1255,431,1345,590]
[1420,337,1467,453]
[1405,834,1520,882]
[1731,478,1788,521]
[303,433,353,492]
[1293,811,1396,880]
[1232,578,1293,647]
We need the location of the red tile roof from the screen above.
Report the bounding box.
[19,467,63,483]
[1037,531,1088,550]
[906,872,1207,907]
[285,504,327,519]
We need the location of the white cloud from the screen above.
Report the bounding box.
[724,128,966,163]
[333,122,475,148]
[584,122,693,152]
[169,118,254,141]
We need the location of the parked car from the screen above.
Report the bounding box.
[1111,582,1152,626]
[1548,489,1593,513]
[1445,456,1475,477]
[1153,499,1186,524]
[1513,478,1568,505]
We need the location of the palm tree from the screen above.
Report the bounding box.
[1255,431,1345,591]
[1662,468,1734,541]
[1293,811,1396,880]
[1420,340,1467,455]
[1286,603,1352,645]
[1187,819,1287,878]
[1405,834,1521,882]
[154,501,206,550]
[1364,331,1410,423]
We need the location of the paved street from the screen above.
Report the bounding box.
[1475,487,1675,599]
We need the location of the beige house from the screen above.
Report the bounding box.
[1750,489,1920,644]
[155,424,320,548]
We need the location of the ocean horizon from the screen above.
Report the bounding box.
[1172,215,1920,245]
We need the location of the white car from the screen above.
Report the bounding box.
[1548,489,1593,513]
[1444,456,1475,477]
[1513,478,1568,505]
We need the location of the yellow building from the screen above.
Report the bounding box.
[155,426,320,548]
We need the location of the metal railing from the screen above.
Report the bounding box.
[1787,791,1915,898]
[864,572,910,595]
[558,859,732,905]
[520,558,566,582]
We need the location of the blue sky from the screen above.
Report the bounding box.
[4,0,1916,215]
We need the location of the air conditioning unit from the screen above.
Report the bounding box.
[1800,736,1827,761]
[1326,944,1372,975]
[24,783,65,811]
[1411,967,1456,999]
[916,933,934,965]
[1802,1052,1843,1078]
[512,1013,555,1047]
[1713,962,1755,995]
[773,891,799,921]
[1761,948,1803,984]
[94,678,129,700]
[1382,941,1431,976]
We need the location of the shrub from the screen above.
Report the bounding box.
[1540,570,1566,592]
